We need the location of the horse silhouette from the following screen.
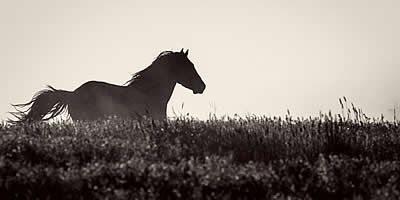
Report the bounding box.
[11,49,206,122]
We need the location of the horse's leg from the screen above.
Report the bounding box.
[68,96,99,121]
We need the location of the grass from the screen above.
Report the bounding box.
[1,106,400,199]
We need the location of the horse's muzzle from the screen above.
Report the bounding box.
[193,82,206,94]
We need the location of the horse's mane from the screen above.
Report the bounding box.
[125,51,175,86]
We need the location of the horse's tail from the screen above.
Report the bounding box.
[10,85,73,123]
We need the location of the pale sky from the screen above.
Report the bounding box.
[1,0,399,121]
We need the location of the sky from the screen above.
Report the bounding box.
[1,0,399,121]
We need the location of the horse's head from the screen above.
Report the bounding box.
[168,49,206,94]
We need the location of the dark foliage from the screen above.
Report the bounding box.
[0,116,399,199]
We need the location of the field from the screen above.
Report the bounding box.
[1,112,400,199]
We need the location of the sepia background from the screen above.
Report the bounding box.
[1,0,399,121]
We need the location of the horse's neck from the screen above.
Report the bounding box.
[128,66,176,104]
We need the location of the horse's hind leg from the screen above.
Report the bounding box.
[69,103,104,121]
[68,102,90,121]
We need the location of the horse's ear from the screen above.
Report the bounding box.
[184,49,189,56]
[180,48,184,53]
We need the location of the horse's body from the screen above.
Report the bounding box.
[11,49,205,122]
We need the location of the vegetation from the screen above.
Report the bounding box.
[1,101,400,199]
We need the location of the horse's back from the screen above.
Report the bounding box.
[69,81,130,120]
[74,81,123,93]
[69,80,169,120]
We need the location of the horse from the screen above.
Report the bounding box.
[10,49,206,122]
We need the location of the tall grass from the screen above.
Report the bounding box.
[0,107,400,199]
